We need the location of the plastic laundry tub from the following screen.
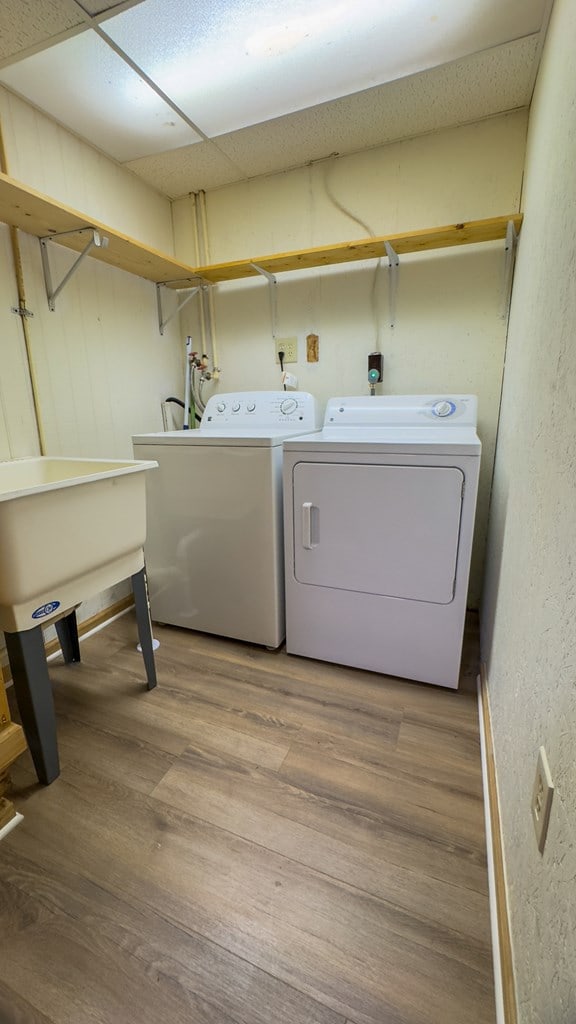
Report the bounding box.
[0,456,158,632]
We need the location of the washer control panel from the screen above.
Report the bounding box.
[201,391,320,430]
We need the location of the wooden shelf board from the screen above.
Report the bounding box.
[0,171,200,287]
[195,215,523,283]
[0,173,522,289]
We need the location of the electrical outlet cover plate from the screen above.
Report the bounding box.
[275,337,298,363]
[531,746,554,853]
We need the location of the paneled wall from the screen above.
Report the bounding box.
[174,112,529,605]
[0,88,173,252]
[0,85,183,654]
[481,0,576,1018]
[0,225,39,461]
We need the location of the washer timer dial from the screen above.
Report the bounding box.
[280,398,298,415]
[432,400,456,418]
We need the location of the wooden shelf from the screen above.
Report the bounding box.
[194,215,523,283]
[0,172,522,290]
[0,170,200,288]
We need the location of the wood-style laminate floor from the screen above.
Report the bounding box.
[0,613,495,1024]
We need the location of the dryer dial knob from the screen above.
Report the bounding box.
[433,400,455,417]
[247,403,256,412]
[232,403,241,412]
[216,402,226,413]
[280,398,298,415]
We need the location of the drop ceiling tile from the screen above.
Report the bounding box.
[103,0,547,138]
[78,0,145,13]
[0,29,201,162]
[124,141,246,197]
[216,36,539,180]
[0,0,84,64]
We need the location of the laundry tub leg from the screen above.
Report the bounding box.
[55,610,81,664]
[4,626,60,786]
[131,567,157,691]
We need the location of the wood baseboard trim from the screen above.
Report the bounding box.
[2,594,135,684]
[478,663,517,1024]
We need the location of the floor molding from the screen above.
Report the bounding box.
[2,594,135,684]
[478,663,518,1024]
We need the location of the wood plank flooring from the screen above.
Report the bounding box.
[0,613,495,1024]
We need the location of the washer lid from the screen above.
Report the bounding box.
[133,427,320,447]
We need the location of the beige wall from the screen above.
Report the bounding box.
[0,88,173,252]
[0,85,184,648]
[174,113,528,605]
[481,0,576,1019]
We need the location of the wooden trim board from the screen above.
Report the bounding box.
[479,663,518,1024]
[0,723,27,775]
[0,670,10,726]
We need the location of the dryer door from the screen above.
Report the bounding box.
[293,462,464,604]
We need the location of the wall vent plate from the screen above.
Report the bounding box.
[531,745,554,853]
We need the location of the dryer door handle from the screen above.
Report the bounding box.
[302,502,318,549]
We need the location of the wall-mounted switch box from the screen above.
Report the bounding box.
[531,746,554,853]
[368,351,383,383]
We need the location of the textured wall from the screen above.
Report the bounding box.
[174,113,528,605]
[481,0,576,1019]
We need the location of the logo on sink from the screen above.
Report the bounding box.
[32,601,60,620]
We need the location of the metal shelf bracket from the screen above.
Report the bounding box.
[502,219,519,319]
[250,263,278,339]
[39,228,109,311]
[156,280,207,336]
[384,241,400,328]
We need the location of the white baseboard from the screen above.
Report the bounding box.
[477,664,518,1024]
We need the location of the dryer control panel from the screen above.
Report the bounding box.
[324,394,478,429]
[201,391,321,431]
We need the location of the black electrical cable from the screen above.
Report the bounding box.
[278,350,286,390]
[164,396,201,423]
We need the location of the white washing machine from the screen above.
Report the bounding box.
[283,394,481,688]
[133,391,320,648]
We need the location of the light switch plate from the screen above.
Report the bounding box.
[531,746,554,853]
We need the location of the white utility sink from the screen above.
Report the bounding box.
[0,456,157,632]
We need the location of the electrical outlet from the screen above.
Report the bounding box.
[275,337,298,363]
[531,746,554,853]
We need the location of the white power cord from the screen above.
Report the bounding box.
[323,165,383,349]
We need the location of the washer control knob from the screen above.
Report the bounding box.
[433,400,455,418]
[232,402,241,412]
[247,403,256,412]
[280,398,298,415]
[216,402,226,413]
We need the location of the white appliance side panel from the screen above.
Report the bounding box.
[292,463,464,604]
[134,443,284,646]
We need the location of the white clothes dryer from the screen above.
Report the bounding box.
[283,395,481,687]
[133,391,320,648]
